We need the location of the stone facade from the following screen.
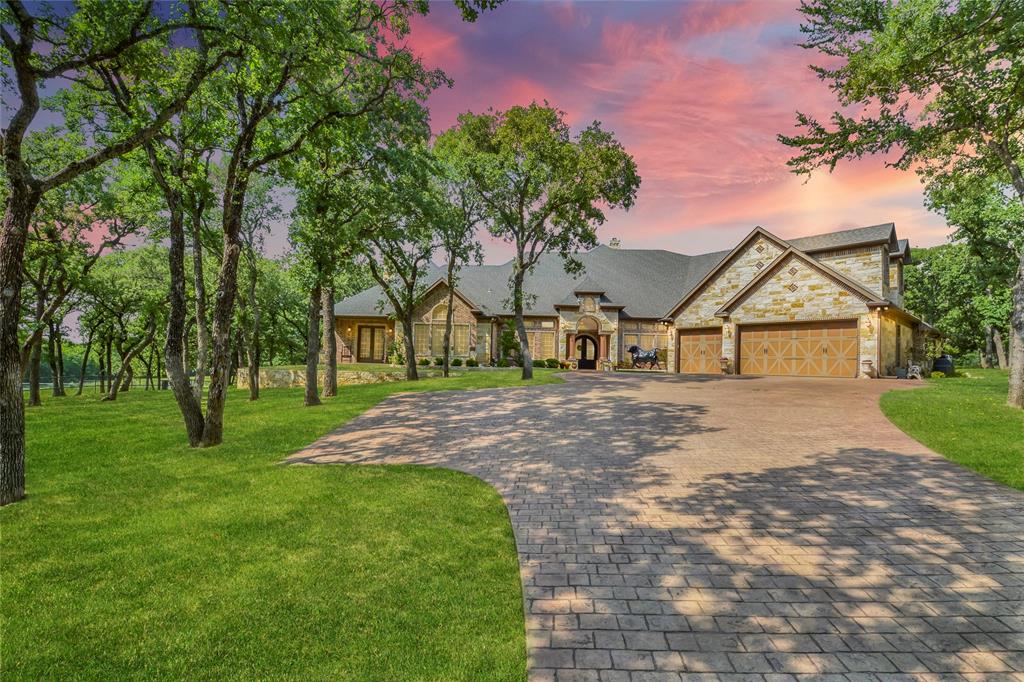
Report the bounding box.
[675,235,785,328]
[334,226,933,378]
[815,245,887,298]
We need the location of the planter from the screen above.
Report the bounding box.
[860,359,874,378]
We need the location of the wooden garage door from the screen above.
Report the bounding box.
[739,320,858,377]
[677,329,722,374]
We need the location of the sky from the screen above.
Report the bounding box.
[393,0,951,262]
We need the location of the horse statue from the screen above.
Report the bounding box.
[626,345,661,370]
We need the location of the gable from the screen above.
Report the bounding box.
[672,234,786,327]
[412,282,477,325]
[726,253,872,323]
[812,245,886,298]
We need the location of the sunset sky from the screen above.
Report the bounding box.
[402,0,951,261]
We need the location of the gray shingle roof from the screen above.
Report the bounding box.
[787,223,894,252]
[335,223,905,319]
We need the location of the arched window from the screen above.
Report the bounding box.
[431,304,449,322]
[577,316,599,333]
[413,301,471,358]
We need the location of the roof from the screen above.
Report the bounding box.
[335,223,907,319]
[787,223,895,252]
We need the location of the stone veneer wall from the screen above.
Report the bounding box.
[878,314,915,376]
[814,245,886,298]
[723,254,877,377]
[675,236,785,328]
[558,307,620,363]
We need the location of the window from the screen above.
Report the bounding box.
[527,330,555,359]
[413,323,430,356]
[412,304,472,357]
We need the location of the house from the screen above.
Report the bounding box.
[333,222,937,378]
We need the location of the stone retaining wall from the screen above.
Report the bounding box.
[236,367,443,389]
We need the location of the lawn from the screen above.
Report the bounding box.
[3,369,562,680]
[881,368,1024,491]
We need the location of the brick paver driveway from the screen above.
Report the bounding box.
[290,373,1024,681]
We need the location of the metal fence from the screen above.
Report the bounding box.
[23,375,169,393]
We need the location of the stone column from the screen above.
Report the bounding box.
[721,320,735,373]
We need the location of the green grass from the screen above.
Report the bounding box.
[881,368,1024,490]
[3,369,563,680]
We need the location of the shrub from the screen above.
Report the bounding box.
[451,358,463,367]
[465,358,478,367]
[545,358,559,368]
[930,371,945,379]
[496,358,510,368]
[418,358,430,367]
[433,357,444,366]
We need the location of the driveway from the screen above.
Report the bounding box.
[290,374,1024,681]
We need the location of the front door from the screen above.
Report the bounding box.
[356,326,386,363]
[575,335,598,370]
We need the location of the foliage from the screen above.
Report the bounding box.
[8,373,567,678]
[496,358,510,368]
[903,244,1011,356]
[498,320,520,360]
[882,369,1023,490]
[433,356,444,366]
[779,0,1024,407]
[930,371,946,379]
[465,358,479,367]
[451,357,463,367]
[443,102,640,377]
[544,358,559,368]
[418,357,431,367]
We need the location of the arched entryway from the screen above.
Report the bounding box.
[575,335,598,370]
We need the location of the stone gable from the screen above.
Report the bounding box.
[728,253,871,323]
[813,245,886,298]
[673,236,784,328]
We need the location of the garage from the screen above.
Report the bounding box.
[677,328,722,374]
[738,320,858,378]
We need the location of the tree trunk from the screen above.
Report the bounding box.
[164,202,206,445]
[321,285,337,398]
[156,347,162,390]
[982,327,994,368]
[54,323,65,396]
[104,321,155,401]
[512,273,533,380]
[191,204,211,402]
[246,254,262,401]
[200,176,250,447]
[0,183,41,505]
[304,283,322,406]
[106,340,113,394]
[98,342,106,393]
[27,334,42,407]
[1008,250,1024,408]
[77,327,94,396]
[401,316,419,381]
[993,328,1008,370]
[120,364,133,392]
[443,260,455,379]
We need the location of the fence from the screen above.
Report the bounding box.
[23,374,169,393]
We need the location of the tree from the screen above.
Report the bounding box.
[432,136,485,378]
[237,173,282,401]
[356,146,441,381]
[778,0,1024,406]
[82,247,167,401]
[0,0,228,503]
[903,243,1012,362]
[448,102,640,379]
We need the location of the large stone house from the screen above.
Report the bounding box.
[333,223,937,378]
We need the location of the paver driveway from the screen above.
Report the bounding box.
[290,373,1024,681]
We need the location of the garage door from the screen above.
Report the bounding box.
[677,329,722,374]
[739,320,858,377]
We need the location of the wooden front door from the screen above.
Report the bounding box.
[575,335,598,370]
[738,320,858,377]
[677,329,722,374]
[356,326,386,363]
